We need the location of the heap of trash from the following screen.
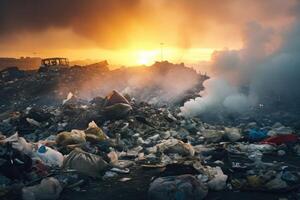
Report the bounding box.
[0,61,300,200]
[0,88,299,200]
[0,61,207,113]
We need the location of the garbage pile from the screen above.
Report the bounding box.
[0,89,299,200]
[0,61,207,113]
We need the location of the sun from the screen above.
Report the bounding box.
[137,51,158,65]
[138,56,151,65]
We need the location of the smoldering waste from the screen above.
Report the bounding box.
[0,62,299,200]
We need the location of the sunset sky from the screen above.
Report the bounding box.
[0,0,298,66]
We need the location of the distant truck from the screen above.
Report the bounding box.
[39,57,69,72]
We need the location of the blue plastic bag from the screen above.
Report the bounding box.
[248,129,268,141]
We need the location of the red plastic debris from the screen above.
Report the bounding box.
[32,160,49,177]
[260,134,298,145]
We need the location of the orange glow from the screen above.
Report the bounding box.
[29,47,216,66]
[0,28,227,66]
[137,50,159,65]
[1,0,293,66]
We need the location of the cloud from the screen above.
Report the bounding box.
[0,0,297,50]
[0,0,143,48]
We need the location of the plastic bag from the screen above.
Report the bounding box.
[22,177,62,200]
[260,134,298,145]
[56,130,86,146]
[84,121,108,142]
[3,133,33,156]
[156,138,195,156]
[248,129,268,141]
[207,166,228,191]
[62,92,73,105]
[62,148,108,177]
[148,175,208,200]
[224,127,241,142]
[104,90,130,107]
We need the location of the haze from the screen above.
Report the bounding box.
[0,0,297,66]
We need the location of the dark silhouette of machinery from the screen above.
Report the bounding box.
[39,57,69,72]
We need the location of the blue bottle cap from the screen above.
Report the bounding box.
[38,145,47,153]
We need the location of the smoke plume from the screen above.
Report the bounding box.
[75,62,200,105]
[181,19,300,117]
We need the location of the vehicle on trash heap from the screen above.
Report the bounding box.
[39,57,69,72]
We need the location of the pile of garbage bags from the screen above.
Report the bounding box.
[0,90,299,200]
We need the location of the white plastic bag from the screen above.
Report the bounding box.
[22,177,62,200]
[4,133,33,156]
[207,166,228,191]
[62,92,73,105]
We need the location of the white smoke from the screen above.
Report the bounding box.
[181,20,300,117]
[76,62,200,104]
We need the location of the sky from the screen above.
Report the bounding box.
[0,0,298,66]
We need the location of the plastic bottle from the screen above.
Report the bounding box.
[36,145,64,167]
